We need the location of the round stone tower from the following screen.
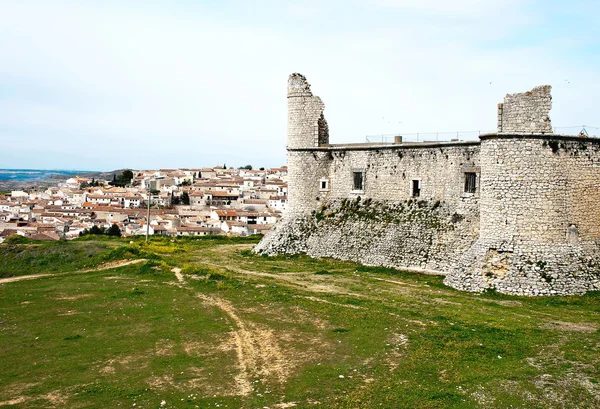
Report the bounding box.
[287,73,328,149]
[447,85,600,295]
[286,73,331,214]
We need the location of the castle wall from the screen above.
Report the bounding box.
[259,142,482,273]
[445,135,600,295]
[321,143,480,209]
[288,142,481,214]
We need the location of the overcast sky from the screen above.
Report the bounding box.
[1,0,599,171]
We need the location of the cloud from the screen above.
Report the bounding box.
[0,0,598,170]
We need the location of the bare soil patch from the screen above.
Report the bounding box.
[539,320,597,333]
[196,293,328,396]
[0,259,146,285]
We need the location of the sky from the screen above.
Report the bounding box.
[0,0,599,171]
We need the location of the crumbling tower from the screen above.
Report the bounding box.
[450,85,600,295]
[496,85,552,133]
[286,73,331,214]
[287,73,329,149]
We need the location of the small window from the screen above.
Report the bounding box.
[353,172,364,191]
[412,180,421,197]
[320,179,329,190]
[464,172,477,193]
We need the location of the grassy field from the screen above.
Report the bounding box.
[0,236,599,408]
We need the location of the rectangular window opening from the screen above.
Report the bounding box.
[412,180,420,197]
[464,172,477,193]
[321,180,327,189]
[353,172,364,191]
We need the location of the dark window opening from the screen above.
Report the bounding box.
[412,180,420,197]
[353,172,364,191]
[464,172,477,193]
[321,180,327,189]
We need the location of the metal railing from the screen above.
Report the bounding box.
[365,131,493,144]
[553,126,599,137]
[366,126,600,143]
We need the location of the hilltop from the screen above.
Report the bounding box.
[0,236,599,408]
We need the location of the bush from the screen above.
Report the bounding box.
[3,235,35,245]
[107,224,121,237]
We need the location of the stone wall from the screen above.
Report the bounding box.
[258,142,482,273]
[445,135,600,295]
[498,85,552,133]
[255,197,479,274]
[287,142,481,213]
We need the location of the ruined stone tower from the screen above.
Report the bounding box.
[449,86,600,295]
[287,73,330,214]
[287,73,329,149]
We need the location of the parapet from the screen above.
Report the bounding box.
[497,85,552,134]
[288,73,313,97]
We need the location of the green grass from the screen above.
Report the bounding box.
[0,239,118,278]
[0,236,599,408]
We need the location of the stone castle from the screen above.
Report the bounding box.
[255,73,600,296]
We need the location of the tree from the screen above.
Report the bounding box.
[181,192,190,205]
[121,170,133,185]
[109,170,134,187]
[90,225,104,235]
[107,224,121,237]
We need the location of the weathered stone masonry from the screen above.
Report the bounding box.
[255,74,600,296]
[498,85,552,134]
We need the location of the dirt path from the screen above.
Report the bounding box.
[171,267,184,284]
[201,261,367,298]
[168,265,291,396]
[196,293,290,395]
[0,259,146,285]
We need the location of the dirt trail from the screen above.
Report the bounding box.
[170,264,293,395]
[171,267,185,284]
[196,293,290,395]
[0,259,146,285]
[201,261,367,298]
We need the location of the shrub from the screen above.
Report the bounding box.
[3,235,35,245]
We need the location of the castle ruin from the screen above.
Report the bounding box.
[255,73,600,296]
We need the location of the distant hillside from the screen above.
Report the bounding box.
[0,169,127,191]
